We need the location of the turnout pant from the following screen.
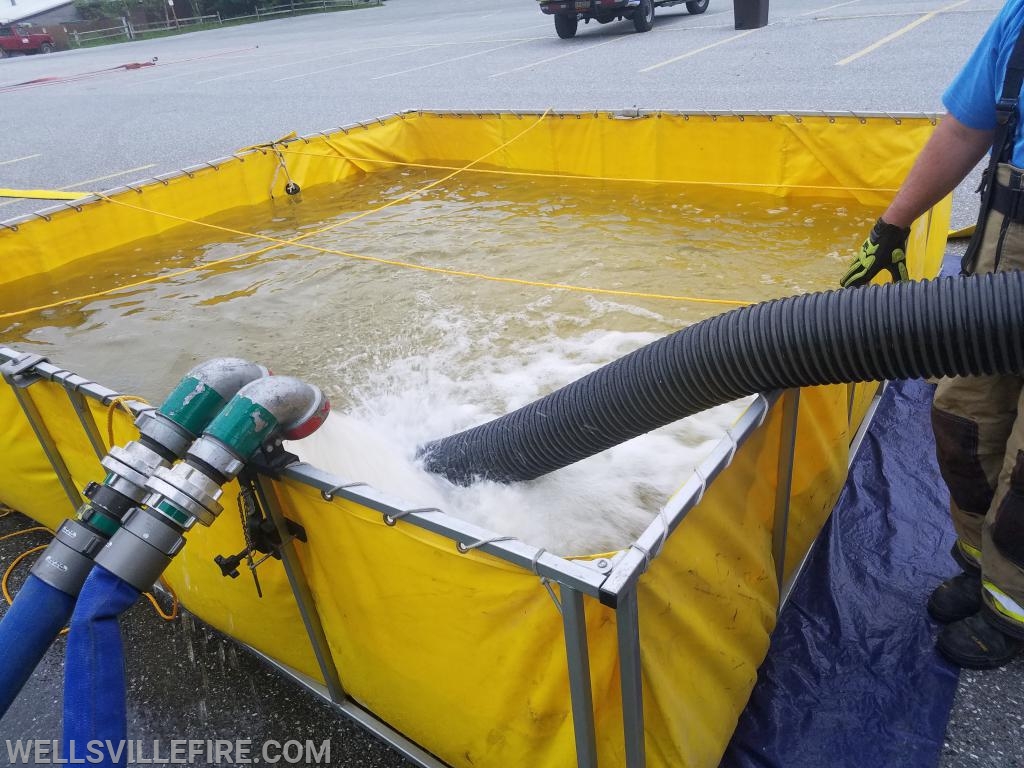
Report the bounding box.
[932,163,1024,637]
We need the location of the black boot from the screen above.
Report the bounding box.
[927,571,982,624]
[936,611,1024,669]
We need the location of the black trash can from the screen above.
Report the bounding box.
[733,0,768,29]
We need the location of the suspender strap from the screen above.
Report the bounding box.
[962,24,1024,274]
[995,27,1024,160]
[989,168,1024,221]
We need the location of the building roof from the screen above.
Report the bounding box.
[0,0,75,24]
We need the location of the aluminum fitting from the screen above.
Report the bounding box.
[145,463,224,527]
[136,409,193,458]
[189,358,271,402]
[187,435,245,479]
[102,442,167,502]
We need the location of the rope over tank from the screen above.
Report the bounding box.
[418,272,1024,485]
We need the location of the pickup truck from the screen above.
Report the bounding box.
[539,0,708,37]
[0,25,55,57]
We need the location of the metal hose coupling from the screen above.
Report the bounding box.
[93,376,330,592]
[31,358,269,597]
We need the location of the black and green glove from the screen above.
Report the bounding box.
[840,217,911,288]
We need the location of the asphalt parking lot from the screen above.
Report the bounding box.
[0,0,998,224]
[2,0,1022,766]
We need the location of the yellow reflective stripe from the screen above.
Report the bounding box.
[983,580,1024,624]
[957,539,982,565]
[948,224,975,240]
[0,188,90,201]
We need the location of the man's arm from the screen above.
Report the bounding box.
[840,114,996,287]
[882,113,995,228]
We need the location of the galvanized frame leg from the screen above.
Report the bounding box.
[559,585,598,768]
[617,586,645,768]
[772,388,800,604]
[1,357,83,512]
[64,389,107,460]
[251,473,347,703]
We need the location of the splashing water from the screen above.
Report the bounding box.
[288,300,754,556]
[2,169,873,555]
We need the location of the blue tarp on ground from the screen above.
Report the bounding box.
[722,377,961,768]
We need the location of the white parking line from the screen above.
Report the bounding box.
[836,0,969,65]
[60,165,156,190]
[273,44,438,82]
[0,164,157,208]
[640,28,754,72]
[817,7,997,22]
[491,36,624,77]
[136,53,263,84]
[0,154,41,167]
[201,34,548,84]
[373,39,540,79]
[197,51,363,84]
[796,0,862,16]
[650,10,731,29]
[194,42,430,84]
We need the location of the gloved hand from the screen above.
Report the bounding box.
[840,217,911,288]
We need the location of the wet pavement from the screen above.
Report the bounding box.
[2,1,1024,764]
[933,242,1024,768]
[0,510,415,768]
[942,663,1024,768]
[2,425,1023,768]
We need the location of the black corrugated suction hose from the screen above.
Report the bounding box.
[419,272,1024,485]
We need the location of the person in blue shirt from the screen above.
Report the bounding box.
[842,0,1024,669]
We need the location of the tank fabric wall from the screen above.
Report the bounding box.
[0,111,951,767]
[0,112,951,292]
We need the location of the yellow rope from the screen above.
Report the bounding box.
[144,579,179,621]
[0,527,50,542]
[0,529,178,624]
[268,108,557,236]
[276,147,901,195]
[2,545,47,606]
[0,110,752,320]
[236,130,299,154]
[105,395,150,449]
[6,203,752,316]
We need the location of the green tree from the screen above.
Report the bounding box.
[74,0,170,20]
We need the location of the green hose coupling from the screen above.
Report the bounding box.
[203,395,280,460]
[201,374,330,465]
[94,375,329,591]
[29,358,267,597]
[152,374,330,531]
[157,358,270,442]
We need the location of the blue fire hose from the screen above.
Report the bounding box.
[0,574,76,716]
[59,376,328,765]
[61,567,140,768]
[0,358,267,722]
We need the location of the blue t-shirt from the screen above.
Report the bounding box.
[944,0,1024,165]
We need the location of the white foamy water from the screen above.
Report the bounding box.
[288,298,753,557]
[2,172,868,555]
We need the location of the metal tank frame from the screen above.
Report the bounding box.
[0,345,885,768]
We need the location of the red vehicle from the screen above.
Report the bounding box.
[539,0,708,38]
[0,24,55,57]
